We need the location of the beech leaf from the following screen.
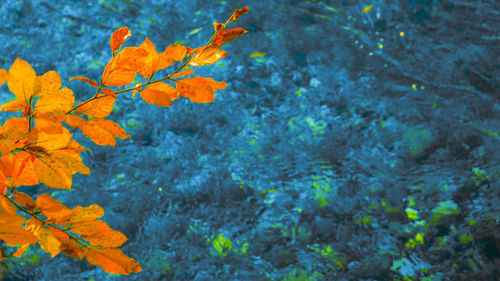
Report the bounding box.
[110,26,131,52]
[84,247,142,275]
[7,58,36,102]
[69,76,99,87]
[140,82,179,107]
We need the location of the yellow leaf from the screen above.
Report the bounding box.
[249,52,266,58]
[0,99,27,112]
[362,5,373,14]
[7,58,36,101]
[71,204,105,223]
[33,70,62,97]
[38,226,62,257]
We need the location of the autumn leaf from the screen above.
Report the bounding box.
[28,126,73,152]
[34,87,75,121]
[171,68,194,78]
[102,47,148,87]
[0,99,27,113]
[211,28,248,48]
[73,94,116,118]
[189,47,228,67]
[0,212,38,246]
[132,82,142,98]
[176,76,227,103]
[164,44,188,62]
[71,220,127,247]
[0,68,6,87]
[138,37,174,78]
[37,225,64,257]
[0,152,39,187]
[13,192,36,211]
[229,6,249,22]
[71,204,104,223]
[0,195,17,215]
[362,5,373,14]
[13,244,30,257]
[34,70,62,97]
[7,58,36,102]
[69,76,99,87]
[84,247,141,275]
[35,194,73,224]
[65,115,130,147]
[140,82,179,107]
[110,26,131,52]
[101,88,117,98]
[33,156,73,190]
[60,238,84,260]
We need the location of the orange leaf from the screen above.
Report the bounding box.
[102,47,148,87]
[29,126,73,151]
[171,68,194,78]
[0,139,16,155]
[13,192,36,211]
[71,204,104,223]
[101,64,136,88]
[164,44,188,62]
[71,220,128,247]
[0,99,27,112]
[176,77,227,103]
[138,38,174,78]
[35,194,73,224]
[211,27,248,48]
[229,6,249,22]
[110,26,131,52]
[34,87,75,121]
[37,225,63,257]
[0,195,17,215]
[140,82,179,107]
[36,194,65,212]
[61,238,84,260]
[67,117,130,147]
[33,156,73,189]
[69,76,99,87]
[0,68,6,87]
[13,244,30,257]
[0,152,39,187]
[33,70,62,97]
[84,247,141,275]
[101,88,117,98]
[74,94,116,118]
[7,58,36,102]
[50,149,91,176]
[132,82,142,98]
[189,47,228,67]
[0,213,38,246]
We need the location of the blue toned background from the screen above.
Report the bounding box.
[1,0,499,280]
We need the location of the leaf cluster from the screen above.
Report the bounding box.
[0,6,249,276]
